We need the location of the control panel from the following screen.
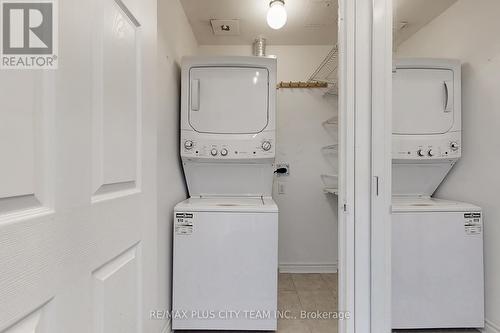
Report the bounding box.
[392,133,461,160]
[181,136,275,160]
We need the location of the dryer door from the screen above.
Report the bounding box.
[393,68,454,135]
[188,66,269,134]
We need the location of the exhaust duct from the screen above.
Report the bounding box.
[253,37,267,57]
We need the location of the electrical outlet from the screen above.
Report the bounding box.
[276,163,290,177]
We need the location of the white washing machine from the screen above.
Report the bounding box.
[172,197,278,331]
[173,56,279,331]
[392,59,484,329]
[392,197,484,329]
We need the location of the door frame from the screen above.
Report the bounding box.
[337,0,392,332]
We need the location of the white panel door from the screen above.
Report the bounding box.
[189,67,269,134]
[0,0,161,332]
[393,68,454,135]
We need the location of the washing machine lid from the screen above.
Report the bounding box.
[174,197,278,213]
[392,196,481,212]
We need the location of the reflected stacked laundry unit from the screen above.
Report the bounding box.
[172,56,278,331]
[391,59,484,329]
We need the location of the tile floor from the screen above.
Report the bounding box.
[178,273,480,333]
[277,273,339,333]
[278,273,479,333]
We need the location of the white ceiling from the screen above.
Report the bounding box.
[180,0,457,46]
[180,0,338,45]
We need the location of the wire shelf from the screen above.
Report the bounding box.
[321,144,339,173]
[320,174,338,189]
[323,188,338,195]
[322,115,338,126]
[322,115,339,140]
[309,45,338,86]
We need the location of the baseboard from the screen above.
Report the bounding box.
[160,319,171,333]
[482,319,500,333]
[279,262,338,273]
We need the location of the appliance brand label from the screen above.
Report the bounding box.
[175,212,194,235]
[464,212,482,235]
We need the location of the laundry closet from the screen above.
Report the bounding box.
[159,0,494,332]
[391,1,498,332]
[166,0,340,331]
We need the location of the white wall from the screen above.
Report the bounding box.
[396,1,500,331]
[199,45,339,272]
[275,90,338,271]
[157,0,197,327]
[199,45,333,82]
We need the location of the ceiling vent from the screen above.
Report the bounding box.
[210,19,240,36]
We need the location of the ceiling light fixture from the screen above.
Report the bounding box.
[266,0,287,30]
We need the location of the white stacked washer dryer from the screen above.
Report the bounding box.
[392,58,484,329]
[172,56,279,331]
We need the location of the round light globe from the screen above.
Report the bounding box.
[267,0,287,30]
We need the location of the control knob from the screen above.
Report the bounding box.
[450,141,459,151]
[221,148,228,156]
[428,149,435,157]
[184,140,194,150]
[262,141,272,151]
[210,148,218,156]
[417,149,425,157]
